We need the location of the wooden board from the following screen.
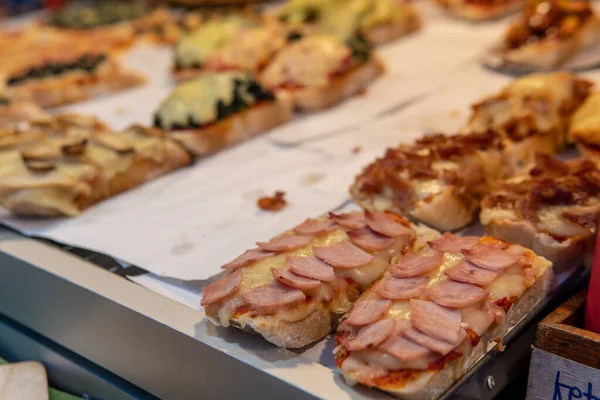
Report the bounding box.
[536,290,600,370]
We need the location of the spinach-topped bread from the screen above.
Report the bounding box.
[154,72,293,156]
[258,34,385,112]
[1,45,145,109]
[173,15,259,81]
[47,1,181,45]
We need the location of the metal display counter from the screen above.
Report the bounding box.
[0,226,586,399]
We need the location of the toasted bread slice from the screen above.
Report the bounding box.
[335,234,553,400]
[0,99,47,127]
[170,97,293,156]
[202,211,440,348]
[288,55,385,112]
[0,361,49,400]
[434,0,523,21]
[480,155,600,271]
[350,132,508,232]
[0,118,192,217]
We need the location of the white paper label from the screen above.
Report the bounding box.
[527,348,600,400]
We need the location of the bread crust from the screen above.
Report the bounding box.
[0,100,47,127]
[0,124,193,217]
[3,60,145,109]
[435,0,523,21]
[482,211,596,271]
[338,261,553,400]
[169,97,293,156]
[363,8,422,45]
[498,14,600,70]
[278,55,385,112]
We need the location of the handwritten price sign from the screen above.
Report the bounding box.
[528,348,600,399]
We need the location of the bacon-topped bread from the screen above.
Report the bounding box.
[464,72,592,171]
[433,0,523,21]
[201,210,440,348]
[0,115,192,217]
[272,0,421,45]
[259,34,385,112]
[153,72,292,157]
[350,132,508,232]
[569,91,600,160]
[491,0,600,70]
[481,154,600,270]
[335,233,553,399]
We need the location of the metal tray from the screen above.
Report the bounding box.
[0,225,586,399]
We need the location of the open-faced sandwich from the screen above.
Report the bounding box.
[0,98,47,127]
[0,115,192,217]
[350,132,508,232]
[432,0,524,21]
[480,154,600,270]
[464,72,592,172]
[47,1,181,45]
[201,210,440,348]
[173,15,259,81]
[335,232,553,399]
[1,45,145,109]
[154,72,292,156]
[490,0,600,70]
[569,91,600,161]
[273,0,420,45]
[259,34,385,112]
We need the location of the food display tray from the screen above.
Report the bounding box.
[0,225,586,399]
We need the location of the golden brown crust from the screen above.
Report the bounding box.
[434,0,523,21]
[0,100,47,127]
[3,59,145,109]
[363,7,422,45]
[169,97,293,156]
[279,55,385,112]
[0,120,192,217]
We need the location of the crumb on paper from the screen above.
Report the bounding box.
[494,338,506,352]
[115,107,129,116]
[351,146,362,154]
[449,109,461,118]
[300,172,325,186]
[258,191,287,212]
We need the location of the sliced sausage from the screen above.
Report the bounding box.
[313,241,374,269]
[445,260,500,286]
[243,282,306,314]
[272,268,321,290]
[388,253,444,278]
[462,244,520,271]
[424,280,489,308]
[286,255,335,281]
[345,299,392,326]
[345,319,395,351]
[375,276,428,300]
[257,234,313,252]
[410,299,461,344]
[222,248,274,270]
[428,232,480,254]
[329,212,367,230]
[365,210,416,238]
[201,269,243,306]
[348,227,396,251]
[293,218,338,236]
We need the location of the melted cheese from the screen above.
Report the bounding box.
[538,205,592,238]
[570,92,600,142]
[206,27,285,72]
[85,143,132,180]
[175,16,254,68]
[260,35,351,89]
[485,271,525,301]
[154,72,250,129]
[241,228,349,293]
[505,73,572,105]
